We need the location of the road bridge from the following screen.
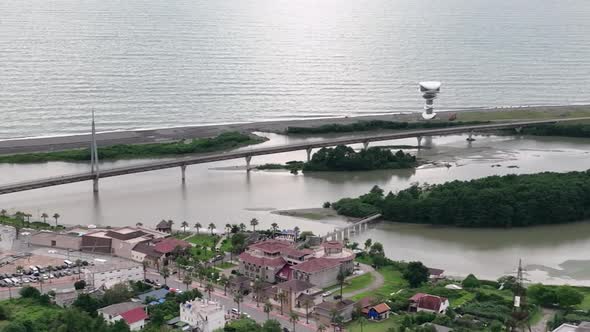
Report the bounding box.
[0,118,586,195]
[322,213,382,242]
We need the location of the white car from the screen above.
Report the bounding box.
[322,291,332,297]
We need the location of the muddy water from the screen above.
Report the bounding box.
[1,132,590,283]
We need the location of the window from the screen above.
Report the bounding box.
[51,240,56,246]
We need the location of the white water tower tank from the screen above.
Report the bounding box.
[419,81,441,120]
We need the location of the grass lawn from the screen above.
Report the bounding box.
[351,266,407,301]
[220,238,233,253]
[214,261,237,270]
[186,234,219,248]
[324,273,375,294]
[346,314,404,332]
[457,108,590,122]
[190,246,216,262]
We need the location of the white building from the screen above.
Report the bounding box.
[98,302,148,330]
[83,261,143,288]
[180,299,225,332]
[409,293,449,314]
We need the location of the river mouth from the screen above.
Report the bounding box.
[1,132,590,284]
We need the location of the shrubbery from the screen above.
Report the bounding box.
[286,120,489,135]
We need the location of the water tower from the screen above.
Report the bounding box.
[419,81,441,120]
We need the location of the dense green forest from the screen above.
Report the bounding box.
[0,132,264,163]
[516,123,590,138]
[332,171,590,227]
[285,120,489,135]
[256,145,417,173]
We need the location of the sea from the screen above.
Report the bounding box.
[1,0,590,139]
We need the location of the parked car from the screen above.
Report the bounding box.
[333,295,342,300]
[322,291,332,297]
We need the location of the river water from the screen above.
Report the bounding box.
[2,0,590,139]
[1,133,590,284]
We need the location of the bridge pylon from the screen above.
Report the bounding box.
[90,110,100,193]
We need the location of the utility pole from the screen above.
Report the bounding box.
[90,110,100,192]
[509,259,531,332]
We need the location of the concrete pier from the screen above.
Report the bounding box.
[181,165,187,182]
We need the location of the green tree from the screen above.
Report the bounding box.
[74,280,86,290]
[41,212,48,223]
[556,285,584,308]
[289,311,299,332]
[462,274,480,289]
[253,279,264,307]
[271,223,279,237]
[160,267,170,286]
[183,274,192,291]
[369,242,384,256]
[262,319,282,332]
[208,223,216,235]
[52,213,60,227]
[277,291,287,315]
[337,267,347,301]
[358,316,368,332]
[250,218,259,232]
[234,293,244,313]
[528,284,557,307]
[205,283,214,299]
[19,286,40,299]
[194,222,202,235]
[302,298,313,324]
[263,300,273,320]
[73,293,101,315]
[181,221,189,233]
[403,261,429,288]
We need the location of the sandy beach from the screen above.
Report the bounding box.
[1,104,589,156]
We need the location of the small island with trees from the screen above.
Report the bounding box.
[256,145,417,174]
[331,170,590,227]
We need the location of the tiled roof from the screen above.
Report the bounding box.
[137,288,169,301]
[98,302,144,317]
[276,279,314,293]
[132,242,163,258]
[291,258,341,273]
[281,247,313,258]
[356,296,377,309]
[239,252,286,267]
[427,268,444,276]
[156,220,171,229]
[120,307,148,324]
[276,265,292,281]
[153,238,191,254]
[410,293,447,312]
[105,230,148,241]
[316,299,354,311]
[370,303,391,314]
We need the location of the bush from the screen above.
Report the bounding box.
[323,201,331,208]
[403,262,429,288]
[74,280,86,290]
[556,285,584,308]
[19,286,41,299]
[462,274,480,288]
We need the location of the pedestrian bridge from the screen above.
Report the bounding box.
[0,118,586,195]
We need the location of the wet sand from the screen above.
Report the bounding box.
[1,104,590,156]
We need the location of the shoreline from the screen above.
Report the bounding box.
[2,104,590,156]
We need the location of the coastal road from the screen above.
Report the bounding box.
[147,271,319,332]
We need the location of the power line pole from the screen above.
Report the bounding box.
[90,110,100,192]
[509,259,531,332]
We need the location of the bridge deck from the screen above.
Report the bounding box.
[0,118,587,195]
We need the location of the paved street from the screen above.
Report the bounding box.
[147,271,319,332]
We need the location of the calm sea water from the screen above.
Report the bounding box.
[1,0,590,139]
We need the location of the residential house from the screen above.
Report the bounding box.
[314,299,355,325]
[552,321,590,332]
[98,302,145,323]
[120,307,149,331]
[363,303,391,321]
[137,288,170,303]
[427,268,445,281]
[180,298,226,332]
[409,293,449,314]
[131,237,191,270]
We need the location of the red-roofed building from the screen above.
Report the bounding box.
[409,293,449,314]
[120,307,149,330]
[153,238,191,254]
[363,303,391,320]
[291,258,342,288]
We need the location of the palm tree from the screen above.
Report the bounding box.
[16,265,23,283]
[359,316,368,332]
[239,223,246,232]
[181,221,189,233]
[220,275,229,295]
[294,226,300,240]
[289,311,299,332]
[41,213,48,223]
[253,279,264,307]
[205,283,214,299]
[337,267,346,302]
[52,213,60,227]
[14,211,24,221]
[136,222,143,227]
[182,274,192,291]
[142,260,149,280]
[271,222,279,237]
[225,223,231,234]
[75,259,82,278]
[25,213,32,223]
[332,315,344,332]
[302,298,313,324]
[263,300,273,320]
[250,218,259,232]
[161,267,170,286]
[194,222,202,235]
[278,291,287,315]
[233,293,244,313]
[364,238,372,251]
[208,223,216,235]
[317,324,327,332]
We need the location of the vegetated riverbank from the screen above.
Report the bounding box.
[331,170,590,227]
[255,145,417,173]
[0,132,265,163]
[286,120,489,135]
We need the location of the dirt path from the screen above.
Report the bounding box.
[344,263,385,299]
[531,308,556,332]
